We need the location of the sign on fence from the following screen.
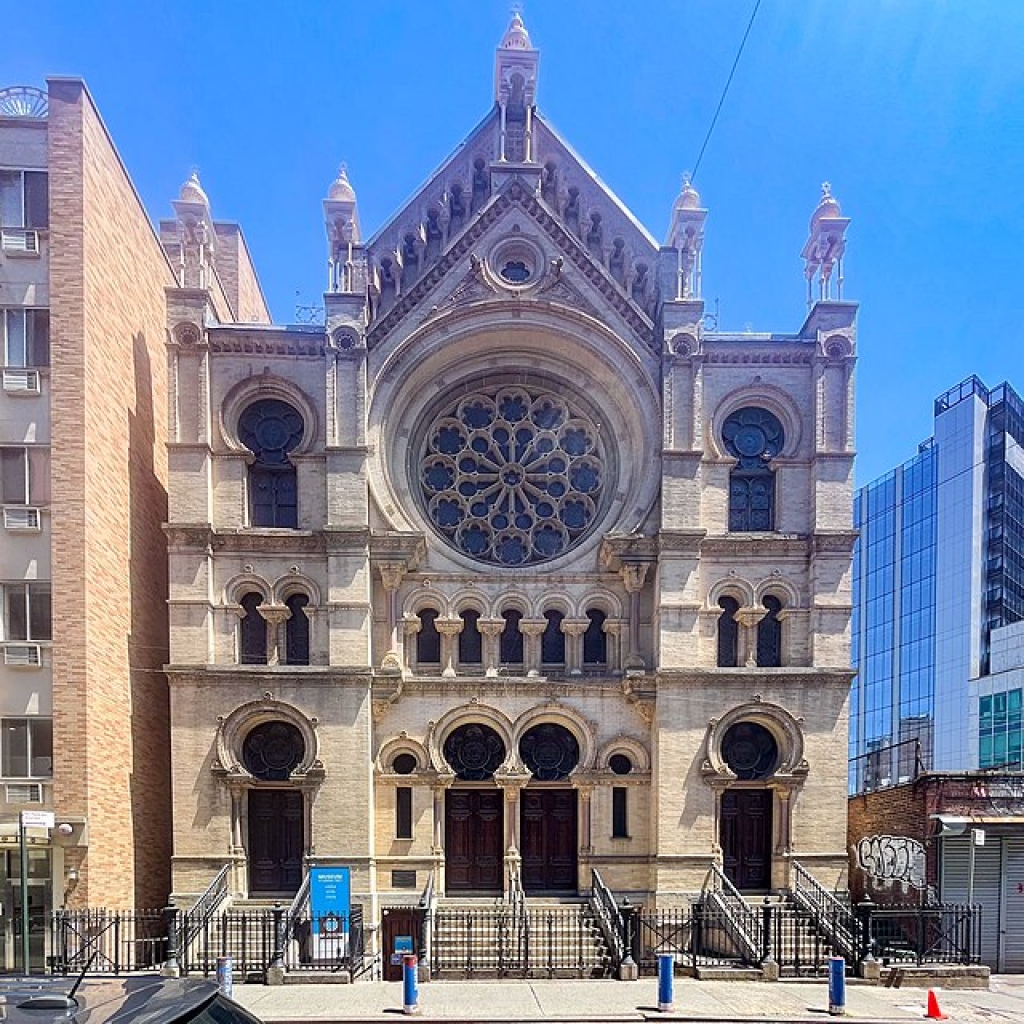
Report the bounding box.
[310,866,351,961]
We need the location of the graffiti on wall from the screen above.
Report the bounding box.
[856,834,927,892]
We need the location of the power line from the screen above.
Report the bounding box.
[692,0,763,182]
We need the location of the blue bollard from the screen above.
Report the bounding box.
[828,955,846,1016]
[403,953,421,1015]
[216,955,233,999]
[657,952,674,1013]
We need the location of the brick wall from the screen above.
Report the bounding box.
[48,79,177,909]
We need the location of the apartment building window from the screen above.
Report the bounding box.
[0,171,48,229]
[1,583,51,641]
[0,447,50,505]
[2,310,50,368]
[1,718,52,778]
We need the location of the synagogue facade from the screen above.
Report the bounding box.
[164,15,857,917]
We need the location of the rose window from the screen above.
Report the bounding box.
[419,386,606,565]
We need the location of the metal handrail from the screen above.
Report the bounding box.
[589,869,626,967]
[790,861,857,959]
[180,864,230,959]
[701,863,762,964]
[276,871,311,962]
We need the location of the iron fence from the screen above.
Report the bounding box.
[867,903,981,966]
[431,906,611,978]
[51,909,168,976]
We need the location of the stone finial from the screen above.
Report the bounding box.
[178,170,209,207]
[801,182,850,307]
[327,163,356,203]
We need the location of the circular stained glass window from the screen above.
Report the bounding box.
[242,721,305,781]
[721,721,778,781]
[418,385,607,565]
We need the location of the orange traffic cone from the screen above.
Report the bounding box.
[925,989,947,1020]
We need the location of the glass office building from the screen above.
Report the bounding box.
[850,376,1024,790]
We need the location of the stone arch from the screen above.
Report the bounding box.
[219,375,318,456]
[403,589,450,618]
[709,384,803,461]
[449,587,490,617]
[577,588,624,620]
[495,592,531,617]
[427,703,516,774]
[512,702,597,772]
[223,571,273,605]
[598,735,651,773]
[537,591,574,618]
[707,577,755,609]
[214,695,321,781]
[375,734,431,775]
[754,577,799,609]
[703,699,807,780]
[273,572,322,607]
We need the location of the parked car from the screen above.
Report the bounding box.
[0,975,263,1023]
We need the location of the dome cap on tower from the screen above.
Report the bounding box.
[809,182,842,229]
[179,170,209,207]
[328,163,357,203]
[500,12,532,50]
[675,173,701,211]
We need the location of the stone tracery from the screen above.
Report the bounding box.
[419,384,607,565]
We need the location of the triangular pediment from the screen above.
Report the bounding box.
[366,176,658,351]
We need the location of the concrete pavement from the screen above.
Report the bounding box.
[230,975,1024,1023]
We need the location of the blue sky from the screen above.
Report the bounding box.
[6,1,1024,484]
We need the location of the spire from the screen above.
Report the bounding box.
[801,182,850,307]
[494,9,539,161]
[665,173,707,300]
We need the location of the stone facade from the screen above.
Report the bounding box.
[165,16,857,921]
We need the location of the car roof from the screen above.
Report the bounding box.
[0,975,251,1024]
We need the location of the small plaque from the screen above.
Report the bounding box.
[392,869,417,889]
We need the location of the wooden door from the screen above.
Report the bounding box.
[720,789,773,891]
[521,789,578,893]
[445,790,503,892]
[248,789,304,894]
[381,907,424,981]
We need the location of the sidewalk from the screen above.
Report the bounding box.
[230,975,1024,1023]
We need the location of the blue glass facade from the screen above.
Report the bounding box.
[851,376,1024,789]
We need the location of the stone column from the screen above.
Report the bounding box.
[495,772,530,897]
[378,563,407,670]
[402,615,422,673]
[562,619,589,676]
[430,772,455,891]
[519,619,547,677]
[436,617,463,678]
[303,605,325,666]
[736,606,767,667]
[620,565,650,670]
[258,605,291,666]
[603,619,627,673]
[479,618,504,677]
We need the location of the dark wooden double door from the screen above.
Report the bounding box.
[445,788,578,893]
[248,789,304,894]
[720,788,773,892]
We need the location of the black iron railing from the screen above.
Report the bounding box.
[180,864,230,965]
[51,908,168,975]
[589,869,627,970]
[790,861,858,961]
[868,903,980,966]
[701,864,762,963]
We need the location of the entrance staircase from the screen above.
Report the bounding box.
[431,895,612,978]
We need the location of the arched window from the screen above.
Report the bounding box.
[519,723,580,781]
[459,609,483,665]
[717,596,739,668]
[757,595,783,668]
[285,593,310,666]
[500,609,523,665]
[239,592,267,665]
[239,398,304,529]
[242,720,304,781]
[416,608,441,664]
[541,610,565,665]
[722,407,784,532]
[583,608,607,665]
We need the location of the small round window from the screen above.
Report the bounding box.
[609,753,633,776]
[721,721,778,781]
[242,721,305,781]
[499,259,531,284]
[392,753,418,775]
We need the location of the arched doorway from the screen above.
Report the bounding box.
[444,723,506,893]
[519,723,580,893]
[718,721,777,892]
[244,721,306,894]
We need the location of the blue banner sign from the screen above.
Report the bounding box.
[310,866,351,959]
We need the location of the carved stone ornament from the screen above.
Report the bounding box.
[701,699,806,787]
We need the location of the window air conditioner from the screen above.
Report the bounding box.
[5,783,43,804]
[3,507,41,531]
[2,644,42,667]
[2,369,41,394]
[0,229,39,254]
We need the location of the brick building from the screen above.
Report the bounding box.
[163,13,858,960]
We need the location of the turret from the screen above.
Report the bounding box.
[324,164,361,293]
[664,174,707,300]
[172,171,215,289]
[494,12,539,162]
[801,182,850,307]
